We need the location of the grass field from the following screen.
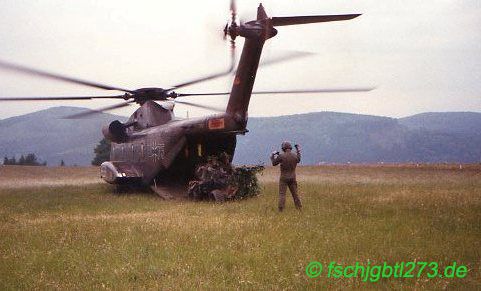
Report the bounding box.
[0,165,480,289]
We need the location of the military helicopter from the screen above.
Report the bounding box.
[0,2,370,191]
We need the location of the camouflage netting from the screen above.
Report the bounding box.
[188,154,264,202]
[230,165,264,199]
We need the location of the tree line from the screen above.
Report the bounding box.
[2,138,110,167]
[3,153,47,166]
[92,138,111,166]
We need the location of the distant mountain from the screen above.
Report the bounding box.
[1,107,480,166]
[0,107,126,166]
[399,112,481,134]
[234,111,481,164]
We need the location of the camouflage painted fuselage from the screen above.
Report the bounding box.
[101,101,240,184]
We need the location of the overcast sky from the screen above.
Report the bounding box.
[0,0,480,119]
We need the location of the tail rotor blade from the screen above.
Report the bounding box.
[230,0,237,23]
[272,14,361,27]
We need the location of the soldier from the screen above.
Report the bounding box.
[270,141,302,211]
[219,152,234,175]
[195,163,208,180]
[206,157,222,185]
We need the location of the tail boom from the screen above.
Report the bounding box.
[224,4,361,128]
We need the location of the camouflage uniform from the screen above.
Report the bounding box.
[195,164,208,180]
[189,154,234,201]
[218,152,234,184]
[270,142,302,211]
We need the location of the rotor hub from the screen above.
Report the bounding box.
[131,87,171,103]
[224,22,239,42]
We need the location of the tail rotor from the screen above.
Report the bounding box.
[223,0,239,50]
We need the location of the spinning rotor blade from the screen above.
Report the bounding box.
[176,93,228,97]
[171,51,313,97]
[272,14,362,27]
[64,100,134,119]
[172,8,238,91]
[169,48,236,90]
[174,100,224,112]
[174,87,375,97]
[230,0,237,23]
[0,95,127,101]
[169,65,234,90]
[251,87,375,94]
[0,60,134,93]
[174,0,237,91]
[259,50,314,68]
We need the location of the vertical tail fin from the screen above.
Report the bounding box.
[257,3,268,20]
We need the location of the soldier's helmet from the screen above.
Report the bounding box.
[281,141,292,151]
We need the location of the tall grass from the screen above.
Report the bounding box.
[0,166,480,289]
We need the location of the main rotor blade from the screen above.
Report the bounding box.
[259,50,314,68]
[169,64,234,91]
[174,100,224,112]
[0,95,127,101]
[175,87,375,97]
[272,14,362,27]
[169,42,236,90]
[169,49,310,91]
[175,92,228,97]
[64,100,134,119]
[172,50,313,93]
[0,60,134,93]
[251,87,375,94]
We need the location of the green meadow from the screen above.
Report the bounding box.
[0,165,480,289]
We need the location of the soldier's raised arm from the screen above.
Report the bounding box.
[270,151,281,166]
[294,144,301,163]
